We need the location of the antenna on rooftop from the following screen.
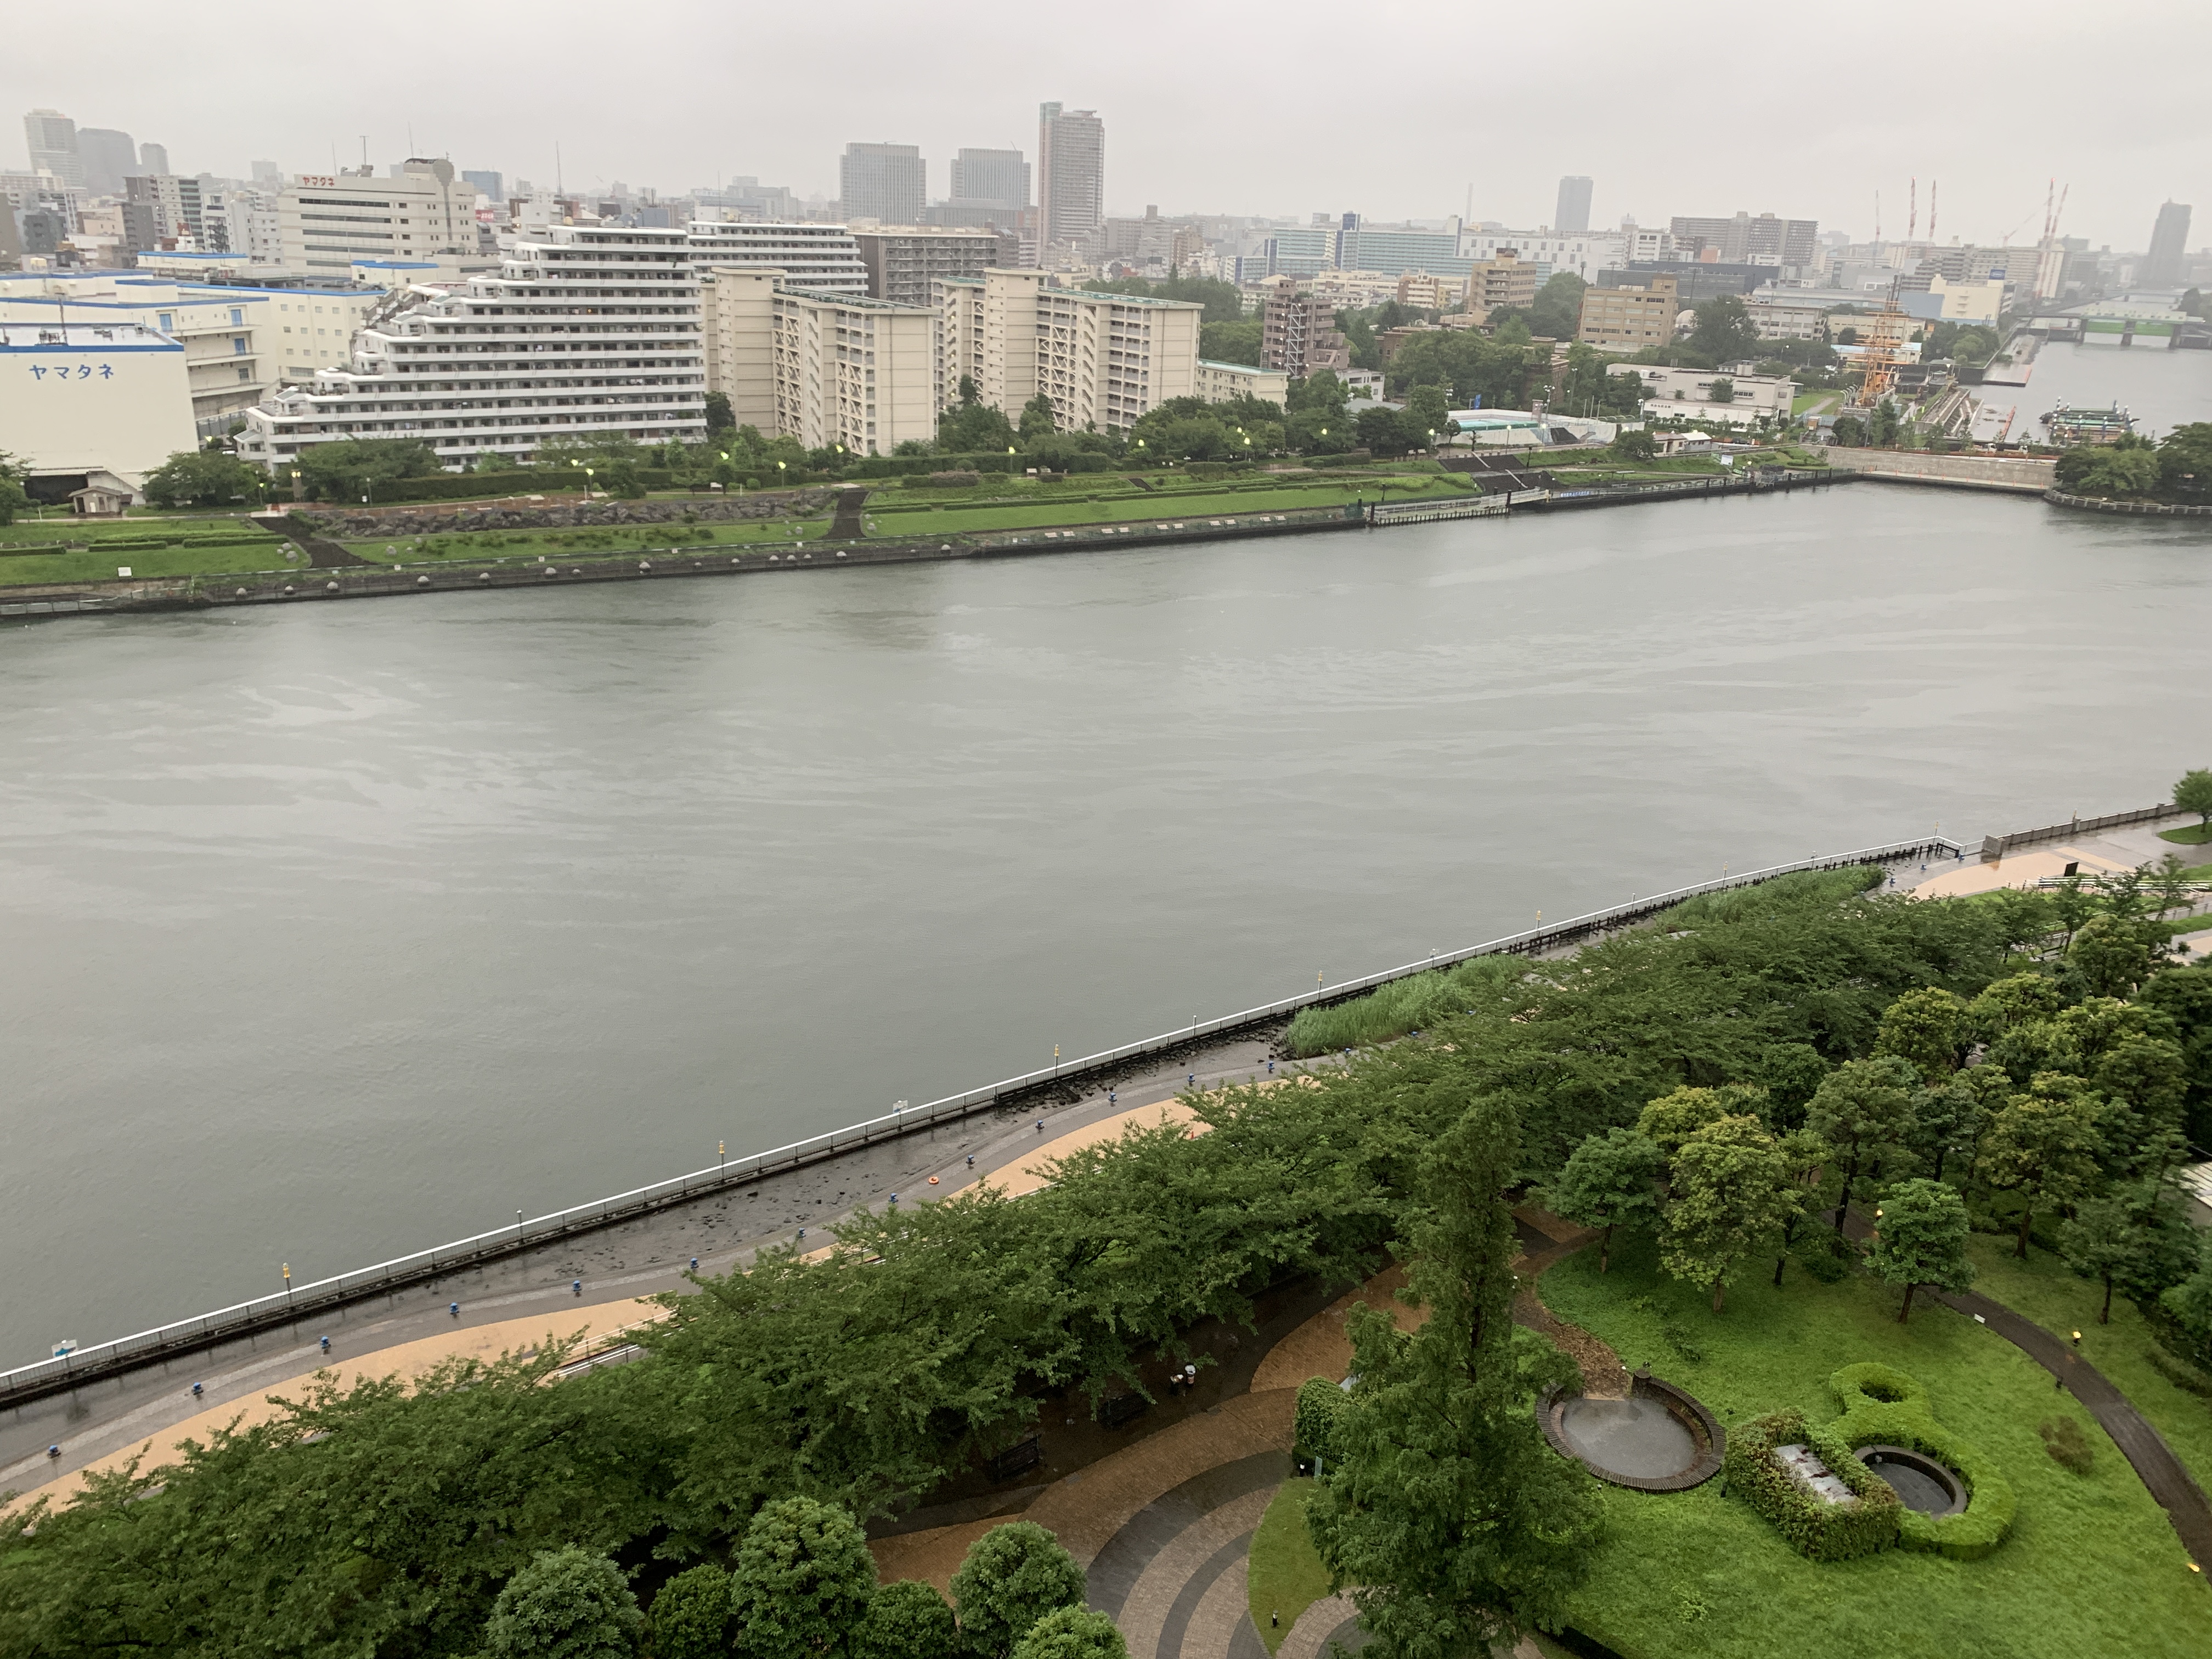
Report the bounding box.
[1929,179,1938,243]
[1908,177,1917,242]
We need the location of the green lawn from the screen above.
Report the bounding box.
[341,518,832,565]
[2159,824,2212,846]
[1963,1237,2212,1496]
[1537,1232,2208,1659]
[1793,391,1844,418]
[864,479,1462,537]
[1246,1479,1333,1654]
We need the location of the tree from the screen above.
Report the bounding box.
[2055,442,2160,499]
[1981,1079,2104,1257]
[142,449,267,509]
[1967,972,2064,1044]
[1638,1084,1763,1153]
[1404,383,1452,441]
[1805,1060,1914,1228]
[1546,1127,1663,1271]
[704,391,736,434]
[2061,1193,2156,1325]
[950,1522,1086,1659]
[1528,273,1587,342]
[1306,1096,1601,1658]
[1874,987,1968,1082]
[650,1565,732,1659]
[1200,319,1265,367]
[2176,768,2212,836]
[1660,1115,1802,1311]
[729,1498,877,1659]
[483,1548,645,1658]
[939,381,1018,453]
[1908,1076,1984,1182]
[1867,1178,1974,1322]
[1830,414,1866,448]
[853,1582,962,1659]
[1008,1606,1128,1659]
[296,437,439,501]
[1018,394,1060,443]
[1607,428,1657,462]
[2070,915,2156,1000]
[1757,1042,1830,1130]
[1689,296,1760,364]
[0,448,26,524]
[2162,1232,2212,1363]
[1706,377,1736,404]
[2159,424,2212,501]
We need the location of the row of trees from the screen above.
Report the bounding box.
[2054,425,2212,503]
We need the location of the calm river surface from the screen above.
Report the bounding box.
[3,476,2210,1364]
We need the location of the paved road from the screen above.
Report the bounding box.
[0,1035,1291,1487]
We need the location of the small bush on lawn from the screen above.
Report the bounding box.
[2039,1418,2095,1475]
[1293,1376,1347,1469]
[1723,1408,1901,1561]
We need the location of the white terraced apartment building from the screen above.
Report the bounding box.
[684,221,869,295]
[238,224,705,472]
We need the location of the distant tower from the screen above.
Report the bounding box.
[76,127,138,196]
[2144,201,2192,289]
[1037,103,1104,246]
[22,108,83,187]
[139,140,170,175]
[1555,175,1593,233]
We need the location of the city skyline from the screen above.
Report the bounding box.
[3,0,2206,251]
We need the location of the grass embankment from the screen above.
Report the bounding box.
[342,518,833,565]
[865,478,1461,537]
[2159,824,2212,847]
[0,516,291,585]
[1963,1237,2212,1496]
[1246,1479,1333,1653]
[1538,1232,2207,1659]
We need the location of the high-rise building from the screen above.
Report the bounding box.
[126,173,205,245]
[2145,201,2192,289]
[23,109,83,187]
[839,143,925,224]
[138,142,169,176]
[938,267,1197,431]
[698,266,938,454]
[279,159,475,275]
[1257,276,1351,378]
[685,221,869,295]
[1463,250,1539,321]
[462,170,504,202]
[239,223,706,471]
[252,160,281,184]
[949,148,1029,209]
[76,128,137,196]
[1668,211,1818,268]
[852,228,1005,308]
[1555,176,1593,233]
[1037,103,1104,247]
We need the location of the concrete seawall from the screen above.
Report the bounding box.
[1835,451,2057,494]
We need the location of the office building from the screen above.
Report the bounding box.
[461,170,504,202]
[840,143,925,224]
[23,110,83,188]
[939,267,1198,432]
[1555,176,1593,234]
[138,142,169,176]
[0,317,193,495]
[950,148,1029,210]
[1338,226,1470,280]
[1037,103,1104,247]
[1463,250,1538,323]
[1745,299,1830,341]
[685,221,868,294]
[1258,225,1338,279]
[698,266,935,455]
[1457,225,1632,279]
[852,228,1003,308]
[1622,364,1793,425]
[1257,276,1351,377]
[2145,202,2192,289]
[251,160,281,184]
[279,159,475,275]
[1194,358,1290,407]
[239,223,706,472]
[1089,206,1204,272]
[76,128,138,196]
[1576,273,1679,351]
[1668,211,1819,268]
[693,177,799,222]
[125,173,204,245]
[1596,259,1767,302]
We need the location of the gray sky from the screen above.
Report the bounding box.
[12,0,2209,251]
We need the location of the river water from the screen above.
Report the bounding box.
[3,477,2210,1365]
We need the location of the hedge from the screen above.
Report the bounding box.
[1293,1376,1348,1467]
[1724,1408,1901,1561]
[1827,1363,2016,1560]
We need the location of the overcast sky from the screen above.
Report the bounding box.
[12,0,2208,251]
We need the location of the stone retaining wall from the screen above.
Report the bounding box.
[295,490,835,539]
[1834,450,2057,493]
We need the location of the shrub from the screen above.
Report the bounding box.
[853,1580,961,1659]
[1722,1408,1901,1561]
[483,1547,645,1657]
[2039,1417,2094,1475]
[1797,1229,1860,1284]
[950,1522,1086,1659]
[1826,1363,2016,1559]
[1008,1605,1128,1659]
[1294,1375,1348,1466]
[648,1564,731,1659]
[928,471,981,488]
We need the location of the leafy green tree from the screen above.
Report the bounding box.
[484,1548,645,1658]
[1982,1077,2104,1257]
[1805,1060,1914,1228]
[1528,273,1587,341]
[1875,987,1968,1082]
[729,1498,877,1659]
[1404,383,1452,441]
[1199,319,1265,366]
[853,1581,961,1659]
[1830,414,1867,448]
[2059,1189,2181,1324]
[1546,1127,1663,1271]
[704,391,735,434]
[1285,371,1350,420]
[950,1523,1086,1659]
[296,437,439,500]
[1706,376,1736,404]
[1089,273,1244,323]
[1638,1084,1758,1153]
[2175,768,2212,835]
[2056,443,2160,498]
[2158,424,2212,500]
[1866,399,1904,447]
[1867,1178,1974,1322]
[1386,329,1534,410]
[0,449,27,524]
[939,381,1018,453]
[2161,1232,2212,1364]
[1757,1042,1830,1130]
[1018,395,1060,443]
[142,449,267,508]
[1908,1076,1984,1182]
[2069,915,2156,1000]
[1307,1095,1601,1657]
[1008,1605,1128,1659]
[1966,972,2064,1044]
[650,1564,733,1659]
[1689,296,1760,363]
[1660,1115,1803,1311]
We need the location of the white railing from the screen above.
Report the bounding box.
[0,830,1962,1404]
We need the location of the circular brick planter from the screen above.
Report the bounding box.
[1539,1369,1725,1491]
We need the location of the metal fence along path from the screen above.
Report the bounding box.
[0,830,1966,1407]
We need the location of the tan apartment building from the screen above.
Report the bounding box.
[1576,273,1679,351]
[1194,359,1290,407]
[1257,275,1350,377]
[1462,249,1538,323]
[946,268,1200,433]
[700,267,936,454]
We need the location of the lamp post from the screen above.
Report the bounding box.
[282,1263,292,1307]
